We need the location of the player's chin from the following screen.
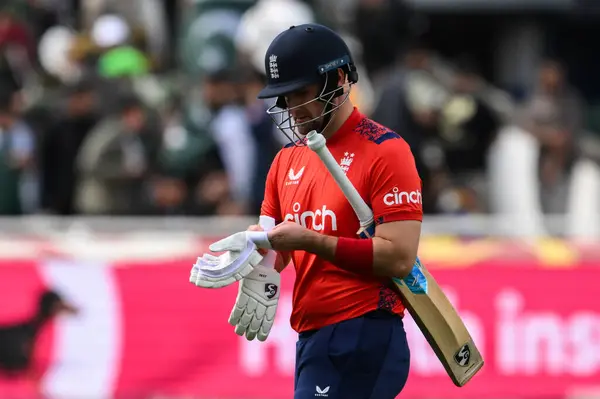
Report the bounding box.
[297,128,310,137]
[297,123,319,136]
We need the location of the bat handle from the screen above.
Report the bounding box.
[307,131,374,225]
[306,130,327,151]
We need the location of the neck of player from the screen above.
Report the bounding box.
[321,99,354,140]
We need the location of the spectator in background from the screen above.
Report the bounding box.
[518,58,584,213]
[372,39,451,145]
[352,0,416,91]
[0,49,20,96]
[81,0,169,68]
[91,14,150,79]
[150,171,188,215]
[151,94,225,216]
[40,80,99,215]
[0,86,36,215]
[37,25,88,86]
[150,94,192,215]
[0,5,36,94]
[18,0,60,42]
[371,40,450,212]
[0,5,35,61]
[451,56,515,125]
[202,67,256,215]
[74,94,160,215]
[241,67,283,215]
[435,58,500,213]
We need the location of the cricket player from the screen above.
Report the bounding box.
[225,24,423,398]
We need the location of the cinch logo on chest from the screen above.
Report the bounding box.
[284,202,338,231]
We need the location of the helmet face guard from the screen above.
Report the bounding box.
[266,71,353,146]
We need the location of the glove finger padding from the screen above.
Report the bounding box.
[241,300,268,341]
[192,229,273,289]
[190,254,215,283]
[229,265,280,342]
[228,290,248,326]
[249,310,263,333]
[191,244,263,289]
[257,305,277,341]
[234,323,247,337]
[200,253,220,265]
[254,302,266,320]
[245,314,261,341]
[239,302,255,327]
[258,318,274,342]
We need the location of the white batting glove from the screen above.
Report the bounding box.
[190,231,272,288]
[229,261,280,341]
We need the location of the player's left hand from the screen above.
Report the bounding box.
[267,221,316,252]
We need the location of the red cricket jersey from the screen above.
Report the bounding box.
[261,108,423,333]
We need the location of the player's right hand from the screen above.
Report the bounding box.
[229,263,280,341]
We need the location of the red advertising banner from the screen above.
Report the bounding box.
[0,256,599,399]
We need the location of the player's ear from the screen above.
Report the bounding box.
[337,68,346,86]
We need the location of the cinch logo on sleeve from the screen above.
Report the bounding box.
[284,202,338,231]
[383,187,422,206]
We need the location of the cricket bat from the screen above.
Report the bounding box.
[306,130,484,387]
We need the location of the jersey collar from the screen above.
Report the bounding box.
[325,107,364,146]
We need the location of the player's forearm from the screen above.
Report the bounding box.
[302,232,337,262]
[302,232,413,278]
[372,237,415,278]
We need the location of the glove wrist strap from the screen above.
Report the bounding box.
[248,231,272,249]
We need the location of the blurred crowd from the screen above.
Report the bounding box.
[1,0,599,226]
